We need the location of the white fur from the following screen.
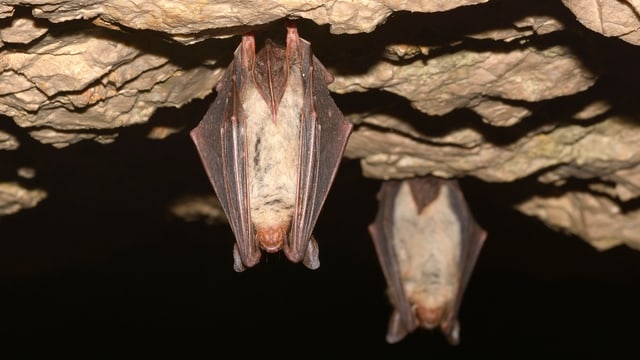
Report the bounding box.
[244,66,303,229]
[392,181,461,309]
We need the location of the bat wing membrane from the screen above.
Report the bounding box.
[442,180,487,344]
[288,38,353,265]
[368,180,418,342]
[190,47,260,270]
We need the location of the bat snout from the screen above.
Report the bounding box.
[415,305,444,329]
[256,225,287,253]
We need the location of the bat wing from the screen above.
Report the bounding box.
[287,38,353,267]
[368,180,419,343]
[442,180,487,344]
[190,45,260,271]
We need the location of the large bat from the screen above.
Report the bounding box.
[368,176,487,345]
[190,23,352,272]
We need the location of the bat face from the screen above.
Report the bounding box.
[369,177,486,345]
[190,24,352,271]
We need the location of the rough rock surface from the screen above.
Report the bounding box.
[1,0,640,251]
[0,0,489,41]
[517,191,640,251]
[0,182,46,215]
[169,195,227,225]
[0,129,18,149]
[561,0,640,46]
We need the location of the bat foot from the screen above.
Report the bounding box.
[232,243,262,272]
[284,235,320,269]
[444,319,461,346]
[385,310,410,344]
[302,236,320,270]
[233,244,247,272]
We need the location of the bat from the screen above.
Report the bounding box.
[190,23,352,272]
[368,176,487,345]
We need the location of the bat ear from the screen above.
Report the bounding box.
[386,310,409,344]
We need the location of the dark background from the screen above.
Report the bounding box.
[1,95,639,356]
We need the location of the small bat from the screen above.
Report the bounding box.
[368,176,487,345]
[190,23,352,272]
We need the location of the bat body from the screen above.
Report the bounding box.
[191,24,352,271]
[368,176,486,345]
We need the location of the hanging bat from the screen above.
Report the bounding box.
[190,23,352,272]
[368,176,486,345]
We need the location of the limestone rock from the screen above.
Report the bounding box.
[469,15,565,42]
[147,125,185,140]
[346,114,637,182]
[562,0,640,46]
[28,128,118,148]
[0,4,13,19]
[0,182,47,215]
[517,190,640,251]
[17,167,36,179]
[0,28,222,147]
[0,0,487,41]
[471,99,531,127]
[0,129,19,150]
[331,45,595,117]
[0,15,48,44]
[169,195,227,225]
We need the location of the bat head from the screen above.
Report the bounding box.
[414,301,460,345]
[415,304,446,329]
[255,224,288,253]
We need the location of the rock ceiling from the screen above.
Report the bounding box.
[1,0,640,251]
